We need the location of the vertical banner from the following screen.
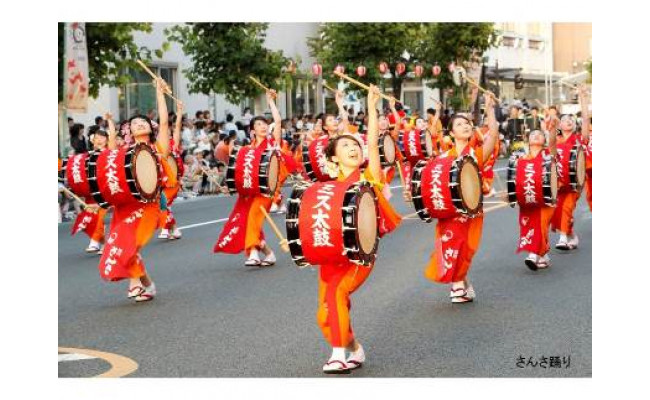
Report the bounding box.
[64,22,89,112]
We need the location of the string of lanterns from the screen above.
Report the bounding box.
[311,61,453,78]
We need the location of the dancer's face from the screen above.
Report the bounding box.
[130,118,151,137]
[332,137,363,169]
[450,117,473,141]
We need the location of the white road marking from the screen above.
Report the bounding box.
[58,353,98,362]
[177,218,229,231]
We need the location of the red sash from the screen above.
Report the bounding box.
[71,209,100,237]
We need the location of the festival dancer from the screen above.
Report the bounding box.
[423,92,498,303]
[99,77,171,302]
[66,126,109,254]
[213,89,282,267]
[515,123,558,270]
[317,85,401,374]
[551,85,590,250]
[158,101,185,240]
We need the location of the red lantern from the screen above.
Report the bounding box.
[312,62,322,76]
[414,64,424,77]
[379,61,389,74]
[356,65,367,77]
[448,62,456,73]
[432,64,442,76]
[334,64,345,74]
[396,62,406,76]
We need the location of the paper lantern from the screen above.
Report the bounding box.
[448,62,456,73]
[396,62,406,76]
[334,64,345,74]
[432,64,442,76]
[356,65,367,77]
[312,63,322,76]
[379,61,389,74]
[414,64,424,77]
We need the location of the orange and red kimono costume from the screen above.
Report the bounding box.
[550,133,586,236]
[515,149,555,257]
[97,142,169,281]
[424,145,485,284]
[316,168,401,348]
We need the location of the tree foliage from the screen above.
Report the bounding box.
[58,23,159,101]
[166,23,287,104]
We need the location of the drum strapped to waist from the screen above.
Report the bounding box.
[285,180,379,267]
[59,153,93,200]
[399,129,434,162]
[377,133,397,167]
[410,153,483,221]
[507,152,558,208]
[87,143,161,209]
[557,141,586,192]
[165,151,184,182]
[225,144,280,197]
[302,136,332,182]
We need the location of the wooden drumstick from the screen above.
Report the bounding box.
[136,60,181,103]
[322,82,339,93]
[259,205,290,253]
[333,71,402,104]
[395,160,406,189]
[464,76,500,104]
[60,186,90,209]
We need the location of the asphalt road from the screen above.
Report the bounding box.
[58,161,592,377]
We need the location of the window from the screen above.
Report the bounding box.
[502,36,517,47]
[403,91,423,117]
[119,65,177,120]
[529,39,544,50]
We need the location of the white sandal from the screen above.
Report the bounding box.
[346,344,365,370]
[127,286,144,299]
[245,250,262,267]
[261,251,276,267]
[323,359,351,374]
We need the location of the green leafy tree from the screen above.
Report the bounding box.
[166,23,287,104]
[58,23,160,101]
[308,23,496,102]
[308,23,425,100]
[417,23,497,91]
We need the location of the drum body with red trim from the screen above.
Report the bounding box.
[87,144,161,208]
[410,154,482,221]
[302,136,332,182]
[286,180,379,267]
[507,153,558,208]
[59,153,92,199]
[166,151,184,182]
[378,133,397,167]
[556,136,586,192]
[225,145,280,197]
[400,129,434,162]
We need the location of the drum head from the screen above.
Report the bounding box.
[167,155,178,178]
[576,149,586,187]
[550,161,559,201]
[460,160,481,211]
[382,135,396,164]
[134,148,159,197]
[425,131,434,157]
[357,191,377,255]
[267,153,280,194]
